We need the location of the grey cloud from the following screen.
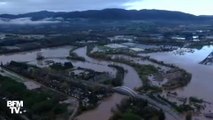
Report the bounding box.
[0,0,138,14]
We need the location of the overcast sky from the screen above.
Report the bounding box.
[0,0,213,15]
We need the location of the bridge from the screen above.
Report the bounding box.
[113,86,138,98]
[113,86,182,120]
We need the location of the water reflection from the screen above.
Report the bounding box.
[144,46,213,102]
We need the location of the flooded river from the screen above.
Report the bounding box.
[0,46,143,120]
[143,46,213,104]
[2,44,210,120]
[142,46,213,119]
[1,45,189,120]
[0,46,73,64]
[0,46,116,74]
[74,47,142,120]
[73,47,142,89]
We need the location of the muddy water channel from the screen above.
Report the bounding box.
[0,46,116,74]
[0,46,143,120]
[143,46,213,101]
[0,46,73,64]
[74,47,142,120]
[141,46,213,117]
[1,45,212,119]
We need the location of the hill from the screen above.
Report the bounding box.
[0,8,213,23]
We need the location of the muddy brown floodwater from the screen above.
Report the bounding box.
[0,45,182,120]
[0,46,143,120]
[74,47,142,120]
[142,46,213,119]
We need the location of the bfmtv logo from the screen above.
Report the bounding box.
[7,100,26,114]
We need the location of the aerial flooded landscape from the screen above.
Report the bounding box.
[1,0,213,120]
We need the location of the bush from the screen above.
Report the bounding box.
[122,112,141,120]
[50,62,73,70]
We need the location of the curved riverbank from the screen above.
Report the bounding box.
[145,46,213,102]
[0,45,182,120]
[74,47,142,120]
[144,46,213,119]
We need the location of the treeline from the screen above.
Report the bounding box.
[89,52,158,88]
[0,33,90,55]
[142,56,192,89]
[110,98,165,120]
[107,65,125,86]
[50,62,73,70]
[67,52,86,61]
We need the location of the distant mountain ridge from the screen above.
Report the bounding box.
[0,8,213,22]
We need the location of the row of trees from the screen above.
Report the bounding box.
[108,65,125,86]
[110,99,165,120]
[50,62,73,70]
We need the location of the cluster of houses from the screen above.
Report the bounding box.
[4,62,110,109]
